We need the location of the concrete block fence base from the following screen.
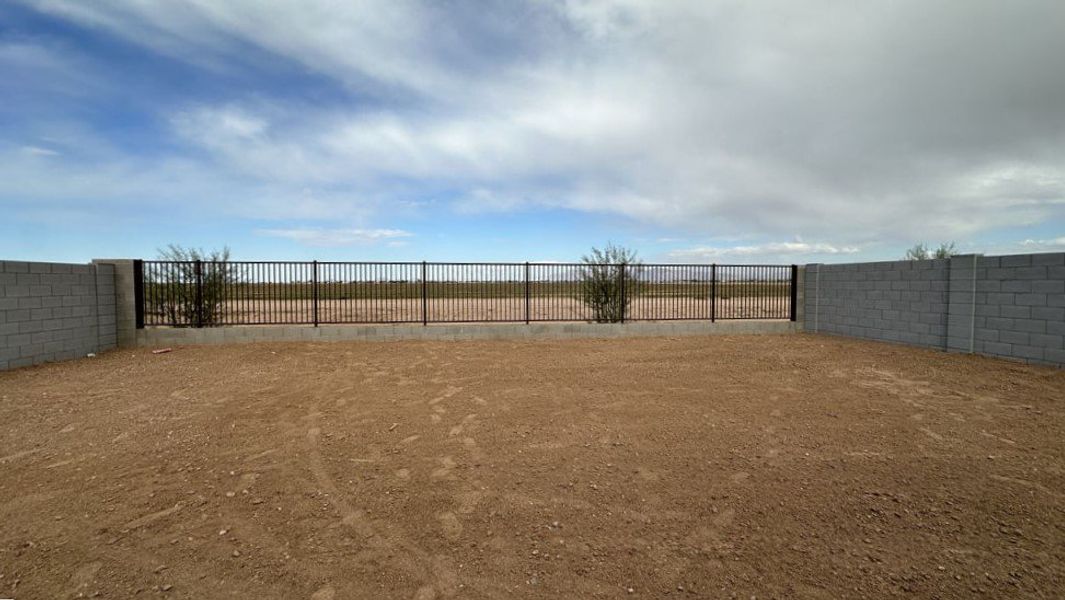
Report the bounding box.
[135,320,800,348]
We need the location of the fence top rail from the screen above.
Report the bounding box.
[142,259,796,268]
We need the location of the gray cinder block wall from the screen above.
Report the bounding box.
[804,258,951,347]
[92,259,136,347]
[947,253,1065,365]
[0,261,117,371]
[805,252,1065,367]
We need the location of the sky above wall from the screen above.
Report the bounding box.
[1,0,1063,264]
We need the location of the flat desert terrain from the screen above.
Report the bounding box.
[146,296,790,325]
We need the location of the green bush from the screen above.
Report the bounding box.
[153,245,235,326]
[579,244,640,323]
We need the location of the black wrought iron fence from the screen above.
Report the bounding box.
[135,260,797,327]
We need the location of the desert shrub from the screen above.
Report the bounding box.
[579,244,640,323]
[904,242,956,261]
[153,245,235,326]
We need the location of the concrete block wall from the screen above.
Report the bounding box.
[804,258,951,348]
[92,259,136,347]
[806,252,1065,367]
[946,253,1065,365]
[0,261,117,371]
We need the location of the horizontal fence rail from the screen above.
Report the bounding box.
[137,261,797,328]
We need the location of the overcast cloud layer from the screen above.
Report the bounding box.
[1,0,1063,262]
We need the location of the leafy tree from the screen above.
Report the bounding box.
[579,244,640,323]
[152,244,235,326]
[904,242,956,261]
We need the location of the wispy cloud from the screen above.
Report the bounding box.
[21,145,60,156]
[172,105,268,140]
[670,241,861,262]
[256,227,413,247]
[1019,237,1065,251]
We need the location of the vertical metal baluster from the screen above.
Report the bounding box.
[711,264,716,322]
[746,265,751,318]
[263,262,269,324]
[194,259,203,328]
[715,267,724,321]
[747,266,752,319]
[171,262,178,326]
[743,265,747,319]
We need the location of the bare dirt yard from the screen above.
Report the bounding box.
[1,334,1063,599]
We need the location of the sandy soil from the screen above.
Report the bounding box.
[1,334,1063,599]
[150,296,788,325]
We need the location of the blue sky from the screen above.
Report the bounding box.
[2,1,1063,264]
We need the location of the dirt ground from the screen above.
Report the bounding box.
[1,334,1063,599]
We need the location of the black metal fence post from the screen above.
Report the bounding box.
[194,259,204,328]
[524,262,530,324]
[619,263,627,324]
[312,260,319,327]
[133,259,144,329]
[710,263,717,322]
[421,261,428,326]
[789,264,798,322]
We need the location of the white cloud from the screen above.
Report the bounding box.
[257,227,413,247]
[1019,237,1065,251]
[7,0,1065,253]
[21,145,60,156]
[670,241,861,262]
[173,106,268,139]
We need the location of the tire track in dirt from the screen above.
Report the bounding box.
[304,404,460,599]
